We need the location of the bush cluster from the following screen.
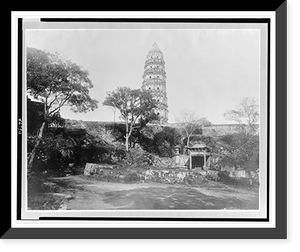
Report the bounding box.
[106,123,181,158]
[28,116,259,175]
[27,125,125,172]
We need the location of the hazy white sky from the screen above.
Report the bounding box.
[26,27,260,124]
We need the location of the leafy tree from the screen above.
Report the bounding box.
[103,87,159,152]
[128,125,181,157]
[224,97,259,133]
[27,47,98,171]
[175,110,212,148]
[221,98,259,172]
[219,133,259,171]
[153,127,181,157]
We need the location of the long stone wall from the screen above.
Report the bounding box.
[83,163,214,186]
[202,124,259,136]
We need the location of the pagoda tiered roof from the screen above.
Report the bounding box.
[144,59,165,67]
[142,69,166,78]
[142,42,168,124]
[142,79,166,85]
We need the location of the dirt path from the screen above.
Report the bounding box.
[50,175,259,210]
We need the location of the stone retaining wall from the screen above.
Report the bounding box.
[84,163,119,176]
[83,163,258,186]
[142,169,208,185]
[83,163,211,185]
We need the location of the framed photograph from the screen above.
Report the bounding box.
[6,4,286,239]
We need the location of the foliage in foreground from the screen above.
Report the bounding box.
[27,47,98,171]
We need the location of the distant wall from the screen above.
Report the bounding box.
[164,122,259,137]
[202,124,259,136]
[202,124,242,136]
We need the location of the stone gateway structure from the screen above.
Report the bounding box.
[141,42,168,124]
[187,143,211,170]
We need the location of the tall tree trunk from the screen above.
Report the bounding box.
[187,135,191,148]
[125,133,129,152]
[28,121,46,172]
[125,119,135,152]
[125,119,129,152]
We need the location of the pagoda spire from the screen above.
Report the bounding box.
[150,42,159,51]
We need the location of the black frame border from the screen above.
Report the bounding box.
[39,17,270,223]
[5,2,286,238]
[19,17,271,223]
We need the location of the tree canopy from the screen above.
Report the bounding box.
[27,47,98,171]
[103,87,159,151]
[220,98,260,172]
[27,47,98,116]
[224,97,259,133]
[219,133,259,171]
[175,110,212,148]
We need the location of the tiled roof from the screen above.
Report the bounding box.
[189,143,207,148]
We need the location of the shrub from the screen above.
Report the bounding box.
[219,133,259,171]
[135,126,181,157]
[28,126,116,172]
[205,172,220,182]
[124,173,140,183]
[217,171,232,182]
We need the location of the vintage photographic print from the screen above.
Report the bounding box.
[21,19,269,220]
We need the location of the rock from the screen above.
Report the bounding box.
[64,168,73,174]
[164,178,171,184]
[198,170,207,176]
[84,163,118,176]
[176,172,186,180]
[41,182,58,192]
[141,169,207,185]
[58,203,68,210]
[124,173,140,183]
[46,193,73,199]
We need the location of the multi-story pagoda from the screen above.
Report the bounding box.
[141,42,168,124]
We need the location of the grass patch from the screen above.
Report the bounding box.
[27,173,65,210]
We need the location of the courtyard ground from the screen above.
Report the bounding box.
[36,175,259,210]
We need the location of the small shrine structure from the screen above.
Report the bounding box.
[187,143,211,170]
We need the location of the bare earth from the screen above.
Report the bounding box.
[49,175,259,210]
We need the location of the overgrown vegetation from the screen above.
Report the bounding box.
[28,118,183,172]
[27,48,259,176]
[218,133,259,171]
[26,47,260,211]
[27,107,259,179]
[27,47,98,171]
[103,86,160,151]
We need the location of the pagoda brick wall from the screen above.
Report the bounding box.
[141,43,168,124]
